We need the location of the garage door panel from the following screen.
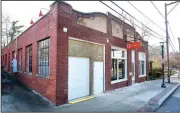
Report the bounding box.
[68,57,90,100]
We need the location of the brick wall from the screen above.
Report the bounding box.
[54,1,149,105]
[1,1,149,105]
[2,1,59,104]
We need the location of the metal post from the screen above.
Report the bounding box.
[161,43,166,88]
[165,3,170,83]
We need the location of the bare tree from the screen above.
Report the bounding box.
[141,22,150,40]
[129,16,135,30]
[1,14,24,48]
[118,10,127,22]
[165,52,180,76]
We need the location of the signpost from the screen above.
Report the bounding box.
[127,42,141,50]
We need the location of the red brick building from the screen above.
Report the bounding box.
[1,1,149,105]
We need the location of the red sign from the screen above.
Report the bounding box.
[127,42,141,50]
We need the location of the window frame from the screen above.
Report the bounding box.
[138,52,146,77]
[111,46,127,84]
[26,45,33,74]
[18,49,23,72]
[37,38,50,77]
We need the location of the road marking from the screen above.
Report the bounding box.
[69,96,94,104]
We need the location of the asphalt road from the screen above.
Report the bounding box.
[156,86,180,112]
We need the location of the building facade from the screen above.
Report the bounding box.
[1,1,149,105]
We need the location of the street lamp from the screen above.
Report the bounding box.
[30,17,38,25]
[160,42,166,88]
[39,8,49,17]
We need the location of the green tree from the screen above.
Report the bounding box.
[9,21,24,42]
[1,14,24,47]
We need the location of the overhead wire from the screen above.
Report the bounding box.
[110,1,165,39]
[126,1,166,32]
[168,23,177,48]
[150,1,177,52]
[150,1,165,19]
[99,1,164,41]
[167,2,179,15]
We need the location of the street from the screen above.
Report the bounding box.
[156,86,180,112]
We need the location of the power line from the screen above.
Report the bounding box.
[111,1,165,39]
[167,2,180,15]
[168,23,177,48]
[169,37,177,52]
[126,1,166,32]
[99,1,164,40]
[150,1,165,19]
[101,1,177,52]
[169,40,176,52]
[150,1,177,52]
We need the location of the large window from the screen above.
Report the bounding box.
[38,38,50,76]
[12,51,15,59]
[111,47,127,83]
[26,45,32,73]
[139,52,146,76]
[18,49,23,72]
[5,54,7,68]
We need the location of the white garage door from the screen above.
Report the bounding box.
[68,57,90,101]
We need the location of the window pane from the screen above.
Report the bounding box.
[38,38,50,76]
[29,66,32,73]
[111,59,117,81]
[44,48,48,57]
[122,51,125,58]
[118,59,125,79]
[139,61,141,75]
[142,61,144,75]
[111,49,121,58]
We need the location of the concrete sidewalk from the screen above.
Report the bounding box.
[54,77,180,112]
[2,76,179,112]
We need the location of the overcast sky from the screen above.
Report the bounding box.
[2,1,180,52]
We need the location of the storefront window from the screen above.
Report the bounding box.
[138,52,146,76]
[111,47,127,82]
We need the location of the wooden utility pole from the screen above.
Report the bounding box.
[178,38,180,53]
[165,3,170,83]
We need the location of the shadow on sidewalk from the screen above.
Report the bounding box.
[2,80,55,112]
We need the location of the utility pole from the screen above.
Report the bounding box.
[178,38,180,53]
[165,1,179,83]
[165,3,170,83]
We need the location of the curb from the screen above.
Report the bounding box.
[137,83,180,112]
[157,83,180,106]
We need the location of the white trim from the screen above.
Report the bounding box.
[110,46,127,83]
[68,36,106,94]
[131,50,135,82]
[111,78,128,84]
[138,52,146,76]
[111,46,127,51]
[139,75,146,77]
[103,45,105,92]
[69,37,104,46]
[111,46,127,59]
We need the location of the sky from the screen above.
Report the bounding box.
[2,1,180,52]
